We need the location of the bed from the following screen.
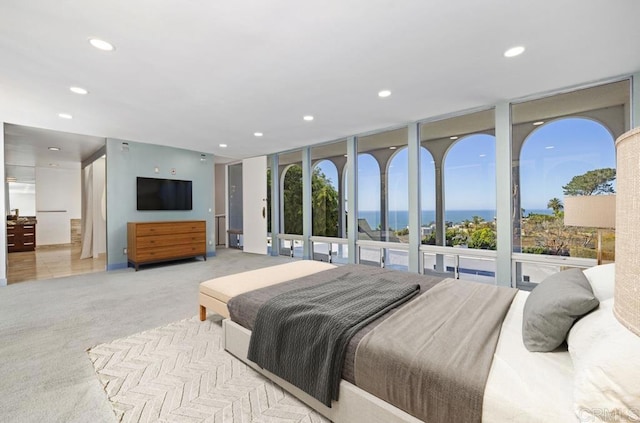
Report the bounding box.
[217,261,638,423]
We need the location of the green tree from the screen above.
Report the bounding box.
[546,197,564,216]
[471,215,485,227]
[283,165,303,234]
[562,168,616,196]
[282,165,339,236]
[312,168,339,237]
[468,227,497,250]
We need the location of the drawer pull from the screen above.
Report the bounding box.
[8,243,15,247]
[23,225,34,229]
[24,242,34,245]
[24,233,34,236]
[7,234,14,237]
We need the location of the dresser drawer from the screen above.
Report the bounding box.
[136,232,206,248]
[135,244,206,262]
[136,221,205,237]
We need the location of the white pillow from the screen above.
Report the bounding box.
[567,298,640,422]
[582,263,615,302]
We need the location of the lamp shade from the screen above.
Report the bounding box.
[563,195,616,228]
[615,127,640,337]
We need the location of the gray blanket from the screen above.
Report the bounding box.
[246,265,420,407]
[354,278,517,423]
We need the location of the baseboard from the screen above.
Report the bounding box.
[107,262,128,271]
[0,278,7,287]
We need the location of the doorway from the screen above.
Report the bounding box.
[4,124,107,284]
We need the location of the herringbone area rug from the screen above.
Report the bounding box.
[87,316,330,423]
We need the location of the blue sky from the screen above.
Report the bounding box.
[314,117,615,212]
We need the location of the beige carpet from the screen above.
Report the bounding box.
[87,316,329,423]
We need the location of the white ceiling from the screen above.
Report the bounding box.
[1,0,639,162]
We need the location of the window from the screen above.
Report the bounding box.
[357,127,408,243]
[419,147,436,243]
[279,151,303,235]
[512,80,630,286]
[311,140,347,238]
[519,118,615,258]
[444,134,496,250]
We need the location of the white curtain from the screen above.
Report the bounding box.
[80,164,93,259]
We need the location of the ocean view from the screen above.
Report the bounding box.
[358,209,552,229]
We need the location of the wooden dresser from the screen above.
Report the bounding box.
[7,222,37,253]
[127,220,206,270]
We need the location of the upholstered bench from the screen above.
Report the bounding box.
[199,260,337,320]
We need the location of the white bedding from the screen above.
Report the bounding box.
[483,291,577,422]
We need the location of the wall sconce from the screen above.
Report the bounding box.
[121,142,129,152]
[200,154,206,162]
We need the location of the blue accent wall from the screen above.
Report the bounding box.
[106,138,215,269]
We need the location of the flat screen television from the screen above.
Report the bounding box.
[136,177,193,211]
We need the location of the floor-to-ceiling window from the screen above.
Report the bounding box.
[278,150,303,256]
[512,80,630,286]
[357,127,408,268]
[420,109,496,281]
[310,140,347,262]
[419,147,436,243]
[444,134,496,249]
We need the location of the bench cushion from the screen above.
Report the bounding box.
[200,260,336,317]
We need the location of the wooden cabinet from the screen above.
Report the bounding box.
[127,220,206,270]
[7,223,37,252]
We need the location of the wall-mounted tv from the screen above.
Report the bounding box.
[137,177,193,211]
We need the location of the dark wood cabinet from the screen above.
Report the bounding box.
[7,223,37,252]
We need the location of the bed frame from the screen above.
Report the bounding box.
[222,319,422,423]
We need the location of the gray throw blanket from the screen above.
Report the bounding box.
[355,278,517,423]
[247,270,420,407]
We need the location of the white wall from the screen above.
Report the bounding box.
[35,167,81,245]
[0,127,6,285]
[92,158,106,255]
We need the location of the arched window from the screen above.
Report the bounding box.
[420,146,436,243]
[519,118,615,258]
[444,134,496,250]
[312,160,339,237]
[282,164,303,235]
[357,153,381,240]
[387,147,408,242]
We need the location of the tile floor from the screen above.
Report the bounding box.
[7,245,106,284]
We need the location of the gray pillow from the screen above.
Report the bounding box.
[523,268,599,352]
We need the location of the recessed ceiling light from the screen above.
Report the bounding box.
[378,90,391,98]
[219,144,227,148]
[450,136,459,140]
[48,147,61,151]
[69,86,88,95]
[89,38,115,51]
[545,146,555,149]
[58,113,72,119]
[533,121,545,126]
[49,163,59,167]
[303,115,314,121]
[389,146,397,150]
[254,132,263,137]
[479,154,487,158]
[504,46,525,58]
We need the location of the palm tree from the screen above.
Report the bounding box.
[547,197,564,216]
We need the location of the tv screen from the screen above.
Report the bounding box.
[137,177,193,211]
